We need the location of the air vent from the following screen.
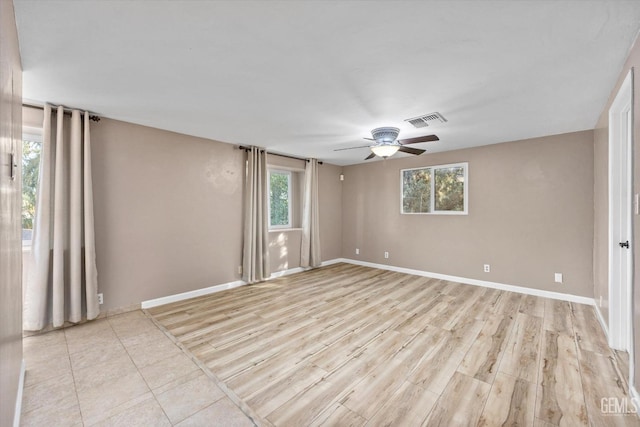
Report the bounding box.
[405,112,447,128]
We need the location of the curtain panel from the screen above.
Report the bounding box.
[301,158,321,268]
[23,104,99,331]
[242,147,270,283]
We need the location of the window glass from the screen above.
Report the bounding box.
[269,170,291,228]
[434,166,465,212]
[401,162,468,215]
[22,138,42,244]
[402,168,431,213]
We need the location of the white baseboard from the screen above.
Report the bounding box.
[142,257,595,310]
[141,280,246,309]
[13,359,25,427]
[141,261,339,309]
[335,258,595,306]
[268,267,305,279]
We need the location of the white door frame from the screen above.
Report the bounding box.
[608,69,634,373]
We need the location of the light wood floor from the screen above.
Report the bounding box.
[148,263,636,426]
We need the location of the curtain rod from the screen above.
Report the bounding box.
[23,103,101,122]
[238,145,323,164]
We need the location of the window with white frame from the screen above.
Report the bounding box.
[269,169,292,228]
[401,162,468,214]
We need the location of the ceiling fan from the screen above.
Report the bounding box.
[334,127,439,160]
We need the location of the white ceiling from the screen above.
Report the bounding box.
[13,0,640,166]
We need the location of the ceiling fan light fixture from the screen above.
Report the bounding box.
[371,144,400,158]
[371,127,400,143]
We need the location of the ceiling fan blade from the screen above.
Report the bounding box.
[364,152,376,160]
[398,134,439,145]
[363,137,375,141]
[333,144,372,152]
[398,146,426,156]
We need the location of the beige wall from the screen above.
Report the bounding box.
[0,0,23,425]
[64,117,343,311]
[592,32,640,391]
[342,130,594,297]
[90,118,245,310]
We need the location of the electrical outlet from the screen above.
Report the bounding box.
[384,251,389,259]
[97,293,104,305]
[237,265,243,275]
[483,264,490,273]
[554,273,563,283]
[355,248,360,255]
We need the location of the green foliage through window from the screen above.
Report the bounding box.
[23,140,42,239]
[401,163,467,214]
[402,168,431,213]
[269,170,290,227]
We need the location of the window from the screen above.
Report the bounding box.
[269,169,292,228]
[22,131,42,245]
[401,162,468,215]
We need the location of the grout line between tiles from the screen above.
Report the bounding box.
[143,309,264,427]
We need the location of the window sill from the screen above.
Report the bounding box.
[269,228,303,232]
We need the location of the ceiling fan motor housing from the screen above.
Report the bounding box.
[371,127,400,144]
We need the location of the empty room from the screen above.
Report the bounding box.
[3,0,640,426]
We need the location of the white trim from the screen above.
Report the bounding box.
[141,280,246,309]
[335,258,595,306]
[141,257,594,310]
[269,228,303,233]
[608,69,634,353]
[319,258,343,267]
[141,260,343,309]
[269,267,305,279]
[13,359,25,427]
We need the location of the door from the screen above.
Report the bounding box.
[608,70,633,367]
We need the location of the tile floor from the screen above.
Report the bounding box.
[20,310,255,426]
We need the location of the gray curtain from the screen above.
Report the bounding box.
[242,147,270,283]
[23,104,99,330]
[301,159,321,268]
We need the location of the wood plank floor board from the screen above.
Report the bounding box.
[491,291,524,318]
[519,295,545,318]
[423,371,492,426]
[406,332,469,395]
[147,263,635,427]
[499,313,542,383]
[536,331,588,426]
[543,300,574,337]
[473,288,504,321]
[365,380,438,427]
[392,277,441,313]
[265,358,372,425]
[570,302,612,356]
[577,349,637,426]
[478,372,537,427]
[309,402,367,427]
[341,356,412,419]
[394,325,451,371]
[245,362,329,418]
[458,314,515,384]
